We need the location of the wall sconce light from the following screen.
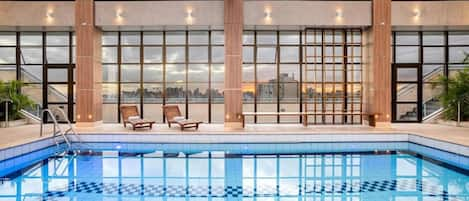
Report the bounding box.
[225,114,230,120]
[335,9,343,18]
[116,9,125,19]
[77,114,81,120]
[413,9,421,18]
[88,114,93,119]
[385,114,390,119]
[46,10,54,19]
[186,8,194,25]
[264,7,272,25]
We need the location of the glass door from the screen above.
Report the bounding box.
[392,64,422,122]
[45,64,75,122]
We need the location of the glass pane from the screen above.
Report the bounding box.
[143,64,163,82]
[121,84,140,103]
[188,64,208,82]
[188,83,209,103]
[395,32,419,45]
[121,47,140,63]
[102,83,118,103]
[22,84,42,106]
[280,46,298,63]
[423,47,444,63]
[0,32,16,46]
[48,84,68,102]
[144,47,162,63]
[20,33,42,46]
[103,104,117,122]
[102,32,118,45]
[21,47,42,64]
[166,83,185,103]
[48,68,68,82]
[422,32,444,45]
[422,84,442,118]
[243,64,254,82]
[166,47,185,63]
[257,47,276,63]
[423,65,443,82]
[257,32,277,45]
[166,32,186,45]
[448,32,469,45]
[243,46,254,63]
[211,64,224,83]
[0,65,16,81]
[46,33,69,46]
[211,31,224,45]
[243,31,254,45]
[397,84,417,101]
[279,32,299,44]
[143,84,163,103]
[121,64,140,82]
[189,31,208,44]
[46,46,69,63]
[449,47,469,63]
[212,46,224,63]
[102,47,117,63]
[21,65,42,83]
[0,47,16,64]
[143,32,163,45]
[279,64,299,82]
[166,64,185,82]
[143,103,163,122]
[396,46,419,63]
[103,64,118,82]
[189,46,208,63]
[257,64,276,82]
[397,68,417,81]
[121,32,140,45]
[396,104,418,121]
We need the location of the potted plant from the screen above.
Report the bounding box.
[0,80,35,127]
[433,55,469,124]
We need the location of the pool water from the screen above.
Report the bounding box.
[0,143,467,201]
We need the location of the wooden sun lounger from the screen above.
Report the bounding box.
[162,105,203,131]
[120,105,155,130]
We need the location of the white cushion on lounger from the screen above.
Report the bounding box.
[173,116,185,121]
[128,116,140,121]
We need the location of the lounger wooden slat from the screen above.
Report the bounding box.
[163,105,203,130]
[120,105,155,130]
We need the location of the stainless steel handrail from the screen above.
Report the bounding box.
[40,109,71,148]
[52,107,82,144]
[1,99,12,128]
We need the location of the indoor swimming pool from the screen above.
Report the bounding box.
[0,142,467,201]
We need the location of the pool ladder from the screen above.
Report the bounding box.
[40,108,81,148]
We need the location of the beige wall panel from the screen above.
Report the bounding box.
[392,1,469,27]
[95,1,224,27]
[244,1,371,26]
[0,1,74,27]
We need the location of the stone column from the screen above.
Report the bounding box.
[75,0,102,127]
[224,0,243,129]
[364,0,392,127]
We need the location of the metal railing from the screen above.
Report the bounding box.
[40,108,81,148]
[1,99,12,128]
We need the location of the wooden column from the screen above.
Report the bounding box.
[224,0,243,128]
[365,0,392,127]
[75,0,102,127]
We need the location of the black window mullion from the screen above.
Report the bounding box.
[299,31,303,124]
[117,32,122,123]
[139,32,144,118]
[185,30,189,119]
[208,30,212,123]
[162,31,167,123]
[276,31,280,123]
[42,32,48,123]
[68,32,74,122]
[254,31,258,123]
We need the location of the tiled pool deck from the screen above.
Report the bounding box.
[0,123,468,147]
[0,123,468,163]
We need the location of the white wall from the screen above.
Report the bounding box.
[95,1,224,27]
[392,1,469,27]
[244,1,371,27]
[0,1,74,29]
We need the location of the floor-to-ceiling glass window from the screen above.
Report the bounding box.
[392,31,469,122]
[243,29,363,124]
[102,30,224,123]
[0,32,75,122]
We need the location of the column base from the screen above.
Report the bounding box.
[374,121,392,129]
[76,121,103,128]
[224,122,243,130]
